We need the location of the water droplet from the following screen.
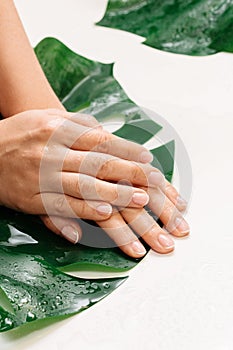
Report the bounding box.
[90,283,99,290]
[20,297,29,304]
[4,318,13,328]
[26,311,37,322]
[103,282,110,289]
[55,295,63,306]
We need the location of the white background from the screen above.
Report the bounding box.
[1,1,233,349]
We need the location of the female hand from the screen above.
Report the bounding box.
[0,0,189,258]
[35,110,190,258]
[0,108,152,227]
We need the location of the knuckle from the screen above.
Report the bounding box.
[40,120,56,136]
[108,184,119,202]
[77,200,88,218]
[130,164,141,182]
[98,157,114,179]
[73,177,81,196]
[54,195,67,215]
[162,205,177,222]
[79,178,94,198]
[95,132,111,153]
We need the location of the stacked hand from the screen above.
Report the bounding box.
[0,109,189,257]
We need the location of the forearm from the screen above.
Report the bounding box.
[0,0,63,117]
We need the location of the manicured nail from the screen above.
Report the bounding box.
[158,233,174,249]
[61,226,79,244]
[132,192,149,206]
[175,217,190,234]
[148,171,164,186]
[176,196,187,209]
[97,204,112,216]
[131,241,147,255]
[140,151,153,163]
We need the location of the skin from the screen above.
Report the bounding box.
[0,0,189,257]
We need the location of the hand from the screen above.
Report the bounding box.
[0,108,152,225]
[98,181,189,257]
[36,110,190,257]
[44,147,189,257]
[0,0,189,258]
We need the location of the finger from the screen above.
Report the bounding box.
[31,193,112,221]
[45,117,152,163]
[79,129,153,163]
[63,150,164,188]
[164,180,187,212]
[60,173,149,208]
[46,108,101,128]
[65,113,102,129]
[121,208,175,254]
[58,120,152,163]
[40,215,82,244]
[97,211,147,258]
[148,187,190,237]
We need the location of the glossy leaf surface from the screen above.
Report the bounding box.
[98,0,233,56]
[0,207,140,272]
[0,249,126,332]
[35,37,162,144]
[0,37,175,332]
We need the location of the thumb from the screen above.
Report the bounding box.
[40,215,82,244]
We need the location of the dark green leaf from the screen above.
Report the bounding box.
[114,119,162,144]
[35,37,161,145]
[0,249,126,332]
[34,38,100,101]
[0,38,175,273]
[0,207,140,271]
[151,140,175,182]
[0,37,175,332]
[98,0,233,56]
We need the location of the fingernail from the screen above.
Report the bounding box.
[176,196,187,209]
[148,171,164,186]
[175,217,190,234]
[158,233,174,249]
[131,241,147,255]
[61,226,79,244]
[97,204,112,216]
[140,151,153,163]
[132,192,149,206]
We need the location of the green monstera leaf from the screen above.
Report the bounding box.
[0,37,175,332]
[0,207,141,272]
[35,37,163,143]
[0,249,126,332]
[98,0,233,56]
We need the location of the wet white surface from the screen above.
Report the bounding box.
[1,1,233,349]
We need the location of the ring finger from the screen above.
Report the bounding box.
[45,172,149,208]
[147,187,190,236]
[121,207,175,254]
[97,211,147,258]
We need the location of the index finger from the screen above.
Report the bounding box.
[71,127,153,163]
[52,117,153,163]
